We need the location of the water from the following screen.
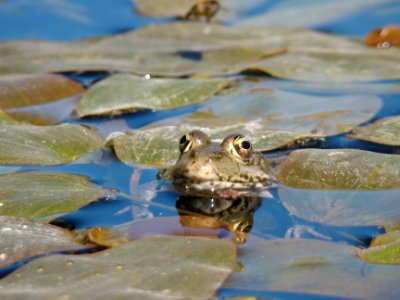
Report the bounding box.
[0,0,399,298]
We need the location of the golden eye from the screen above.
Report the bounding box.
[179,133,192,153]
[179,130,210,154]
[233,135,253,161]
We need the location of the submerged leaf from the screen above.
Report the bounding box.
[278,186,400,227]
[112,90,381,166]
[224,238,400,299]
[0,171,110,220]
[0,216,84,267]
[348,115,400,146]
[277,149,400,190]
[77,74,231,117]
[0,236,236,299]
[0,123,104,165]
[0,74,83,110]
[360,230,400,264]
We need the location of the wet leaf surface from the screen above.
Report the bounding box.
[278,186,400,227]
[360,230,400,264]
[0,74,83,110]
[0,236,236,300]
[0,171,110,220]
[0,216,84,267]
[0,123,104,165]
[277,149,400,190]
[134,0,192,18]
[348,115,400,146]
[1,22,399,81]
[224,238,400,299]
[112,90,381,166]
[77,74,231,117]
[0,109,15,124]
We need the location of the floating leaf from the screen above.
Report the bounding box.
[0,236,236,299]
[278,186,400,227]
[134,0,191,18]
[0,109,15,124]
[77,74,231,117]
[112,90,381,166]
[348,115,400,146]
[1,22,399,81]
[0,171,110,220]
[277,149,400,190]
[0,216,84,267]
[360,230,400,264]
[224,238,400,299]
[0,123,104,165]
[0,74,83,110]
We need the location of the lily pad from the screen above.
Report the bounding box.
[1,22,400,81]
[0,123,104,165]
[0,109,15,124]
[134,0,192,18]
[0,171,110,220]
[348,115,400,146]
[277,149,400,190]
[0,216,84,267]
[77,74,231,117]
[278,186,400,227]
[112,90,381,166]
[0,236,236,299]
[0,74,83,110]
[224,238,400,299]
[360,230,400,264]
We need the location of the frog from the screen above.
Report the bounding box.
[159,130,276,199]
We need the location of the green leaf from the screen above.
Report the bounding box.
[0,123,104,165]
[112,90,381,166]
[0,73,83,110]
[1,22,399,81]
[277,149,400,190]
[360,230,400,264]
[224,238,400,299]
[0,216,84,267]
[278,187,400,227]
[348,115,400,146]
[0,171,110,220]
[77,74,231,117]
[0,236,236,299]
[134,0,192,18]
[0,109,15,124]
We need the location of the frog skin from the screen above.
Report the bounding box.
[159,130,275,199]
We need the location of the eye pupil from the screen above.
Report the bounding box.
[180,135,187,145]
[240,140,251,150]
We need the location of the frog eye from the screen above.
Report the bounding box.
[179,133,192,153]
[232,135,253,161]
[179,130,210,153]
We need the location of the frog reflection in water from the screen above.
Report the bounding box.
[159,130,276,199]
[176,195,262,243]
[159,130,275,242]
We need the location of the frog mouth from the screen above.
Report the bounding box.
[172,177,275,199]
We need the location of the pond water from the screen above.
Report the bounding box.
[0,0,400,299]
